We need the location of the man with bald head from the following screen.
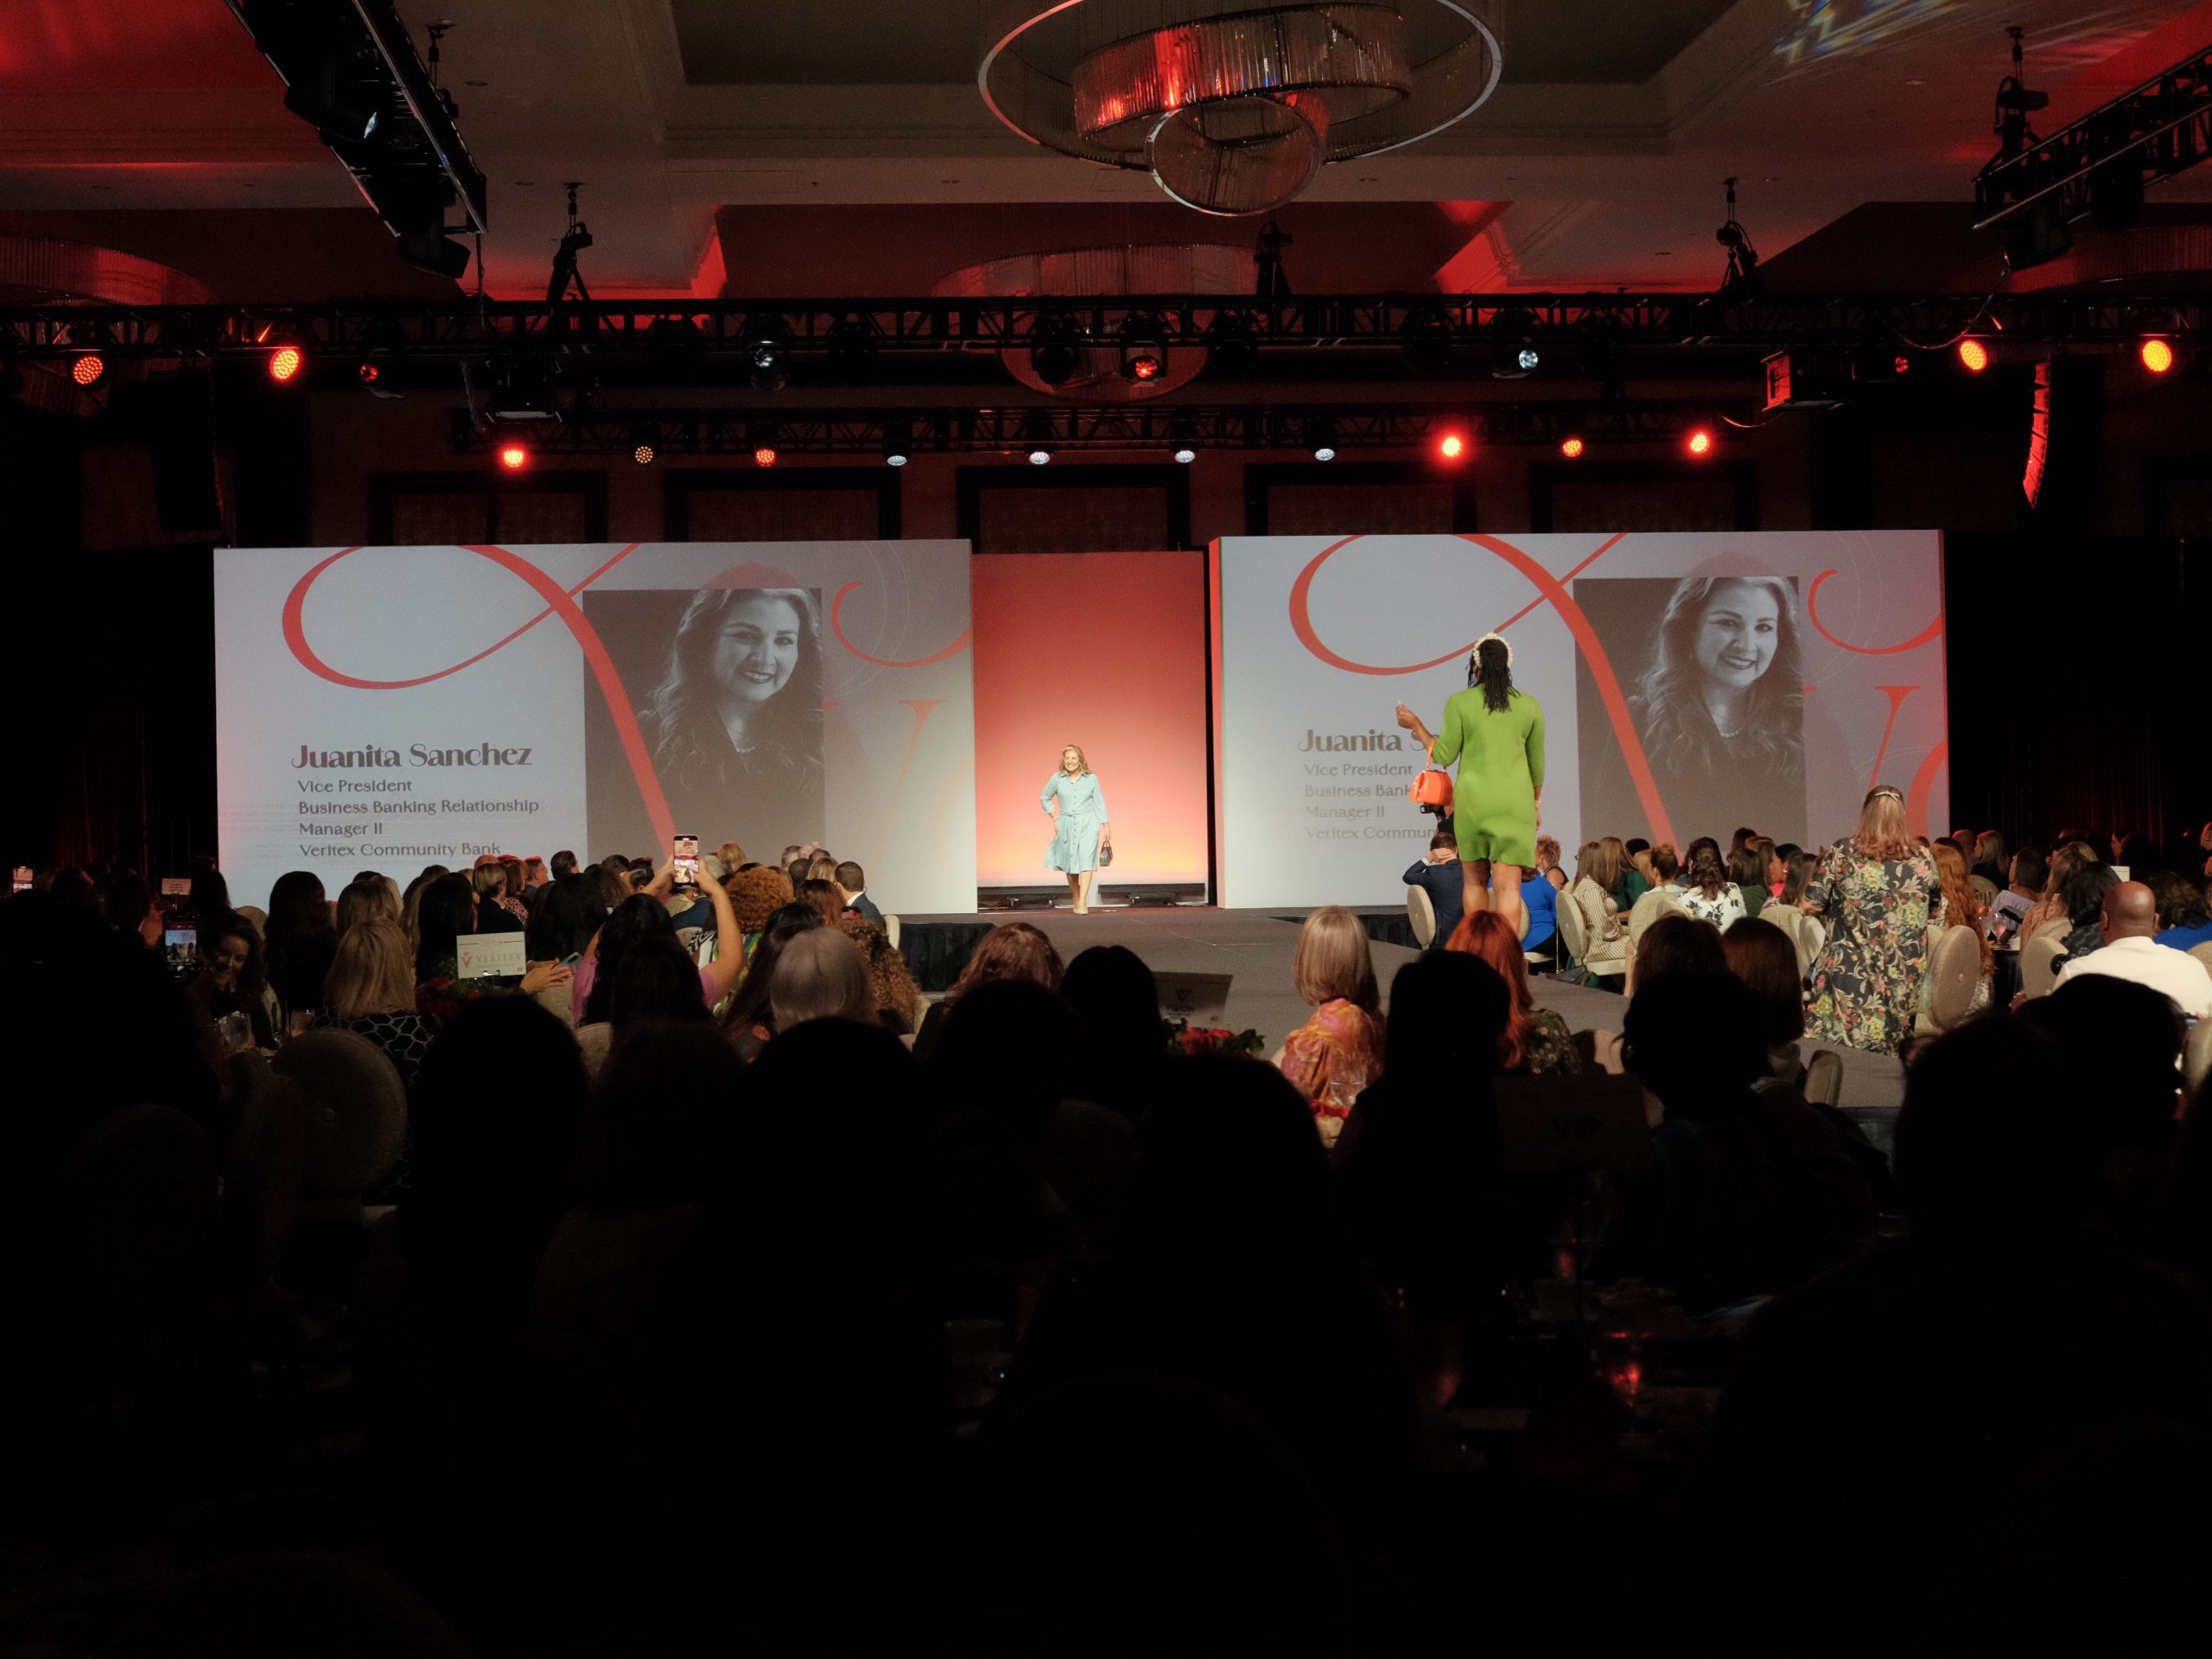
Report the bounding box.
[2054,880,2212,1020]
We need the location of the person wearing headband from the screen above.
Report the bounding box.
[1394,632,1547,937]
[1802,784,1943,1056]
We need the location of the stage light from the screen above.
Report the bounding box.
[71,353,106,387]
[746,313,789,392]
[1027,446,1052,466]
[1491,308,1541,379]
[267,344,304,383]
[1438,432,1465,461]
[1205,311,1258,378]
[1686,427,1714,457]
[881,416,912,467]
[1173,447,1196,465]
[633,443,656,466]
[1310,416,1338,462]
[497,442,530,472]
[1958,339,1990,373]
[2140,337,2176,374]
[1119,314,1167,385]
[630,420,658,466]
[1560,435,1586,459]
[358,361,381,386]
[753,445,779,468]
[1401,307,1454,376]
[1030,315,1081,388]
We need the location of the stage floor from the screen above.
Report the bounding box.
[899,905,1907,1118]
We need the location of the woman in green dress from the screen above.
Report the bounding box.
[1395,632,1547,938]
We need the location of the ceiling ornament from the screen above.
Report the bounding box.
[980,2,1503,217]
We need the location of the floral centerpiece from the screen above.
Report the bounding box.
[1164,1020,1266,1058]
[416,974,506,1021]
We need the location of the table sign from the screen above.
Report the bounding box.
[161,877,193,896]
[1154,971,1233,1026]
[456,931,528,979]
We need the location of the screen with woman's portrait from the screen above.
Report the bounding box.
[212,540,978,914]
[1573,575,1807,847]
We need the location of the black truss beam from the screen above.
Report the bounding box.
[3,292,2206,364]
[449,401,1756,459]
[1975,40,2212,229]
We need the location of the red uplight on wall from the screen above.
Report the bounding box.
[1685,427,1714,457]
[497,442,530,472]
[2139,337,2176,374]
[1957,339,1990,373]
[1560,435,1585,459]
[267,345,303,383]
[1438,432,1465,461]
[70,353,105,387]
[753,445,779,467]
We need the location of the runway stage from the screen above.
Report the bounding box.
[896,906,1907,1124]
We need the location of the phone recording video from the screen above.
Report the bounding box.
[164,926,198,971]
[671,834,701,887]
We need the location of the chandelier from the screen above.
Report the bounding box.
[980,2,1503,217]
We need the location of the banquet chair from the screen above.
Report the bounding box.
[2189,941,2212,976]
[270,1030,406,1228]
[1803,1049,1846,1109]
[1922,925,1982,1033]
[1971,874,1999,909]
[1406,884,1436,948]
[2185,1018,2211,1099]
[2020,931,2068,1001]
[1554,882,1589,973]
[883,913,901,950]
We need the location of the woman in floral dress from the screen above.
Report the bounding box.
[1278,906,1385,1147]
[1802,786,1942,1055]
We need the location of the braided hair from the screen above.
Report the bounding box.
[1470,636,1514,714]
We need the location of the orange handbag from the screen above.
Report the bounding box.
[1408,767,1454,811]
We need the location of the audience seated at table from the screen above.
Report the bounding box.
[7,798,2212,1653]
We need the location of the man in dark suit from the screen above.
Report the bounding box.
[836,860,884,925]
[1403,830,1464,944]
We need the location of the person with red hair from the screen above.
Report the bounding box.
[1445,911,1582,1076]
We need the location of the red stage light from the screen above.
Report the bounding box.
[1438,432,1465,461]
[358,361,380,385]
[267,345,303,382]
[498,443,530,472]
[1957,339,1989,373]
[753,445,778,467]
[1686,428,1714,457]
[1560,435,1585,459]
[1128,352,1162,381]
[70,353,105,387]
[2139,337,2176,374]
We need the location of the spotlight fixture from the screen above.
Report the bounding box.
[753,444,779,467]
[1173,447,1197,465]
[630,420,658,466]
[633,442,657,466]
[880,416,912,468]
[646,315,706,383]
[2139,337,2176,374]
[1027,446,1052,466]
[745,313,790,392]
[1560,435,1586,459]
[1437,431,1465,461]
[1400,307,1455,376]
[1119,314,1167,384]
[497,442,530,471]
[1957,338,1990,373]
[1491,308,1541,379]
[70,353,106,387]
[1686,427,1714,457]
[1029,315,1081,389]
[267,342,305,383]
[1310,416,1338,462]
[1205,311,1259,378]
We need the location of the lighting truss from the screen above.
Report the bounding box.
[448,401,1751,459]
[1975,39,2212,230]
[3,292,2207,365]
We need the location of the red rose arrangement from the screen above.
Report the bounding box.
[1165,1020,1267,1058]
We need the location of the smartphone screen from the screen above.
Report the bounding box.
[164,927,198,968]
[672,834,700,886]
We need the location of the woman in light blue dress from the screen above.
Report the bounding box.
[1041,744,1111,914]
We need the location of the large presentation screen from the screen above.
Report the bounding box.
[214,541,978,915]
[1213,531,1947,909]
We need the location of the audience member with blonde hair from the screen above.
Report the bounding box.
[1567,839,1629,991]
[1803,785,1942,1054]
[336,872,402,937]
[1278,906,1384,1145]
[319,916,439,1085]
